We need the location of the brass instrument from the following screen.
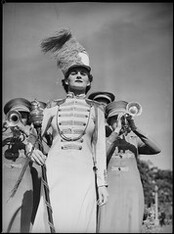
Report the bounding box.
[6,110,22,126]
[126,102,142,117]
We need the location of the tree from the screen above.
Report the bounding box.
[137,158,173,221]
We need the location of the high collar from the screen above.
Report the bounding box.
[67,92,86,99]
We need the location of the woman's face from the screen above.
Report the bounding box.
[65,67,90,92]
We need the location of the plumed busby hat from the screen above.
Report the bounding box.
[4,98,31,115]
[88,91,115,104]
[40,28,91,77]
[105,100,128,119]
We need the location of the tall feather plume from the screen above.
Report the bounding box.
[41,28,72,53]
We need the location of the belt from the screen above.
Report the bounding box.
[61,144,82,150]
[111,166,129,172]
[59,120,86,126]
[61,128,84,135]
[112,153,133,159]
[3,163,22,169]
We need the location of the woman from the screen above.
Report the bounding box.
[29,28,108,233]
[98,100,161,233]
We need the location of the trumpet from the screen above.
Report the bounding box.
[6,110,22,126]
[126,102,142,117]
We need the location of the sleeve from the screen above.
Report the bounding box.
[41,106,57,137]
[95,106,107,187]
[134,128,161,155]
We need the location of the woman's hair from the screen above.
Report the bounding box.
[19,111,31,125]
[61,73,93,94]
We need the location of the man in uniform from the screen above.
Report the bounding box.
[2,98,42,233]
[88,91,115,137]
[88,91,115,108]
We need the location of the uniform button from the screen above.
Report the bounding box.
[118,167,121,171]
[79,146,82,150]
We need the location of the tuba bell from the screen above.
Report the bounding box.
[126,102,142,117]
[6,110,22,126]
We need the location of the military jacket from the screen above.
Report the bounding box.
[42,92,107,187]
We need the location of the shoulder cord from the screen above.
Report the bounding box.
[92,102,101,234]
[56,102,92,142]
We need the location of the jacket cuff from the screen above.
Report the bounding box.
[96,169,108,187]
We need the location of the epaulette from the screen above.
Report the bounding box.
[86,98,104,111]
[46,98,104,111]
[46,98,66,108]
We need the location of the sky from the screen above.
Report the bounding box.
[2,2,173,170]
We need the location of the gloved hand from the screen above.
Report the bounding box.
[30,148,47,166]
[114,113,124,135]
[125,114,137,131]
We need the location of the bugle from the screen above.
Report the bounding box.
[6,110,22,126]
[126,102,142,117]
